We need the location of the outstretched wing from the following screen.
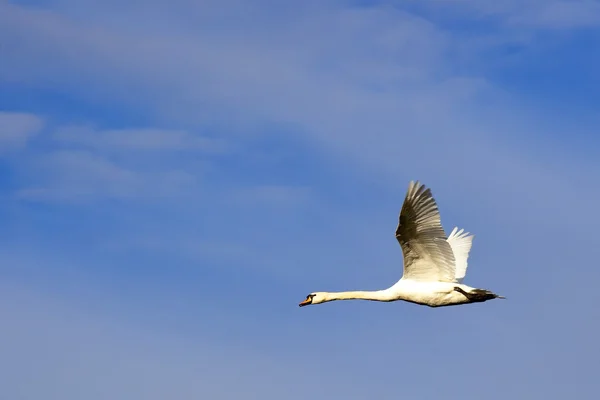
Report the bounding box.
[446,227,474,283]
[395,181,456,282]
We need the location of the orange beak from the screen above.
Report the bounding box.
[299,297,312,307]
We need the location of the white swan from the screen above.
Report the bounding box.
[299,181,504,308]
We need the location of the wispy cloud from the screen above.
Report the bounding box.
[0,111,43,150]
[2,0,599,274]
[54,125,228,153]
[2,1,599,267]
[16,149,199,202]
[5,114,224,202]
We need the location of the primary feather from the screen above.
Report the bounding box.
[395,181,456,282]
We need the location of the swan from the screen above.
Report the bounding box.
[299,181,504,308]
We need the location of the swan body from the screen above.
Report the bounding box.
[299,181,504,308]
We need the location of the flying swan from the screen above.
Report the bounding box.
[299,181,504,308]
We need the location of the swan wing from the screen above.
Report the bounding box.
[446,227,474,283]
[395,181,456,282]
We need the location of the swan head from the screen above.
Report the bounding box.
[298,292,327,307]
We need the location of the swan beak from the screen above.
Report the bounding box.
[298,298,312,307]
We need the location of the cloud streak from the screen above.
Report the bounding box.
[0,111,43,150]
[54,125,228,153]
[16,149,200,202]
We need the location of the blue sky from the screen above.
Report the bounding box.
[1,0,600,398]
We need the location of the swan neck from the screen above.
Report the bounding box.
[324,290,393,302]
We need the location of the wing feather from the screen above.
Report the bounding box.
[395,181,456,282]
[446,227,474,283]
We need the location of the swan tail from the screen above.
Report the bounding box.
[454,287,505,302]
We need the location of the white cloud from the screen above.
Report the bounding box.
[2,1,598,228]
[54,125,228,153]
[5,119,221,203]
[0,111,43,150]
[1,1,599,258]
[16,150,200,202]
